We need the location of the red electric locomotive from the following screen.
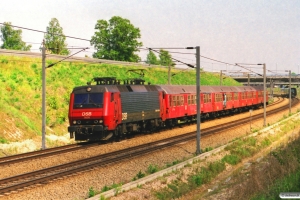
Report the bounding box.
[68,77,165,140]
[68,77,268,141]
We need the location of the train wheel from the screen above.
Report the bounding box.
[113,126,120,141]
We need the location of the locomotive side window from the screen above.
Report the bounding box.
[74,93,103,108]
[111,93,114,102]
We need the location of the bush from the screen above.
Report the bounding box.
[88,187,96,197]
[222,154,241,165]
[147,164,159,174]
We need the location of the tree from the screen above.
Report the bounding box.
[146,51,159,65]
[0,22,31,51]
[91,16,142,62]
[159,49,175,67]
[44,18,70,55]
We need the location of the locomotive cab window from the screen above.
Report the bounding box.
[74,93,103,108]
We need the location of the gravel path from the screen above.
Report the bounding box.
[1,98,293,200]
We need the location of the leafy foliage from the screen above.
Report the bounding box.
[91,16,142,62]
[146,51,159,65]
[0,22,31,51]
[44,18,70,55]
[147,164,159,174]
[88,187,96,197]
[132,170,146,181]
[159,49,175,67]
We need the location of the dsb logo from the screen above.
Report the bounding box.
[82,112,92,116]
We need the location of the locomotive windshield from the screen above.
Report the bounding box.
[73,93,103,108]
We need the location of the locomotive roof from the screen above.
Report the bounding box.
[72,84,162,93]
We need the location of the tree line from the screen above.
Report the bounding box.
[0,16,173,66]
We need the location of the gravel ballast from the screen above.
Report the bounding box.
[1,98,295,200]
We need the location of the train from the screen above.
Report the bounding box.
[280,87,297,98]
[68,77,268,141]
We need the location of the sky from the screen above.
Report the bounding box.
[1,0,300,75]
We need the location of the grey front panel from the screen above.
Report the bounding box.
[121,92,160,122]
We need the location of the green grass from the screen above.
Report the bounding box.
[147,164,159,174]
[249,138,300,200]
[155,161,226,199]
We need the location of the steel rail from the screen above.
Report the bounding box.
[0,98,283,166]
[0,97,297,195]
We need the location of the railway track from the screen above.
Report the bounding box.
[0,97,284,166]
[0,97,296,195]
[0,142,97,166]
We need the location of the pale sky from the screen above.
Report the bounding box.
[1,0,299,74]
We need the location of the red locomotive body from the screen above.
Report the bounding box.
[68,78,268,141]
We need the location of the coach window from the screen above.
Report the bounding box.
[172,96,176,107]
[180,96,184,105]
[227,93,232,101]
[204,94,210,103]
[248,92,252,98]
[234,93,238,100]
[216,94,222,102]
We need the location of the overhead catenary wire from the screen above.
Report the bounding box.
[147,47,195,68]
[1,23,269,75]
[0,22,91,42]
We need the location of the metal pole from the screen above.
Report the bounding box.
[289,70,291,115]
[168,64,171,85]
[263,63,267,127]
[42,40,46,149]
[270,80,274,98]
[196,46,201,155]
[248,73,250,86]
[220,70,222,86]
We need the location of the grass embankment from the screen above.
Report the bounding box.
[0,55,241,146]
[149,113,300,200]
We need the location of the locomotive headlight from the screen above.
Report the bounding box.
[77,120,81,124]
[94,120,98,124]
[73,120,77,124]
[99,120,103,123]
